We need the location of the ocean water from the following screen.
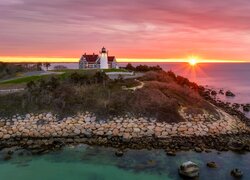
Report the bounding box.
[0,145,250,180]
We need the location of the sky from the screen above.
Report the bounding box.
[1,0,250,62]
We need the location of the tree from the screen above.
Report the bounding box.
[36,63,42,71]
[43,62,51,71]
[125,63,135,71]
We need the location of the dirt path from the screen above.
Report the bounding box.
[122,80,145,91]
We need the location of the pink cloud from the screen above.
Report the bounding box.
[1,0,250,60]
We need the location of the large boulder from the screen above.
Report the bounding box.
[207,161,217,168]
[225,91,235,97]
[211,90,217,96]
[219,89,224,95]
[231,168,243,178]
[228,141,246,151]
[115,150,124,157]
[179,161,199,178]
[243,104,250,112]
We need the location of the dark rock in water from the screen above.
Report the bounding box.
[16,149,32,157]
[207,162,217,168]
[194,147,203,153]
[232,103,240,109]
[204,149,212,153]
[231,168,243,178]
[134,160,157,171]
[211,90,217,96]
[219,89,224,95]
[243,105,250,112]
[225,91,235,97]
[115,150,124,157]
[2,147,21,153]
[179,161,199,178]
[228,141,245,151]
[7,150,14,155]
[3,154,12,161]
[166,151,176,156]
[146,160,157,167]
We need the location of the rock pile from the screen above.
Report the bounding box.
[0,111,248,141]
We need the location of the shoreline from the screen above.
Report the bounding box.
[201,87,250,126]
[0,110,249,155]
[1,132,250,153]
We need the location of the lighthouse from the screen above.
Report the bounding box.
[100,47,109,69]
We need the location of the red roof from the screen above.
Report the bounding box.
[82,54,116,63]
[108,56,115,62]
[83,54,99,63]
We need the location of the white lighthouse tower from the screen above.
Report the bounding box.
[100,47,109,69]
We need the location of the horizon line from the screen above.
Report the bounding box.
[0,56,249,63]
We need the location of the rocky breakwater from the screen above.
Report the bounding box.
[0,111,249,152]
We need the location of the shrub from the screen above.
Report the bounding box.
[124,63,162,72]
[54,65,67,70]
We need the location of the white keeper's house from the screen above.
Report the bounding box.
[79,47,119,69]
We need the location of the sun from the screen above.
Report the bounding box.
[188,57,199,66]
[189,58,197,66]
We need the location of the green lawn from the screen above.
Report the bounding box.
[0,68,130,85]
[51,68,129,80]
[0,75,47,84]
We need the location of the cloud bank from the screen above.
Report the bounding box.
[1,0,250,60]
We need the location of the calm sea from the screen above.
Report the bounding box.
[1,145,250,180]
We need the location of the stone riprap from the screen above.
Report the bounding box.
[0,110,248,140]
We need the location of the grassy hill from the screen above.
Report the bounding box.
[0,69,219,123]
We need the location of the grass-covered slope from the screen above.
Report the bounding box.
[0,70,219,123]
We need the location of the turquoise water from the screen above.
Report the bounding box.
[0,145,250,180]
